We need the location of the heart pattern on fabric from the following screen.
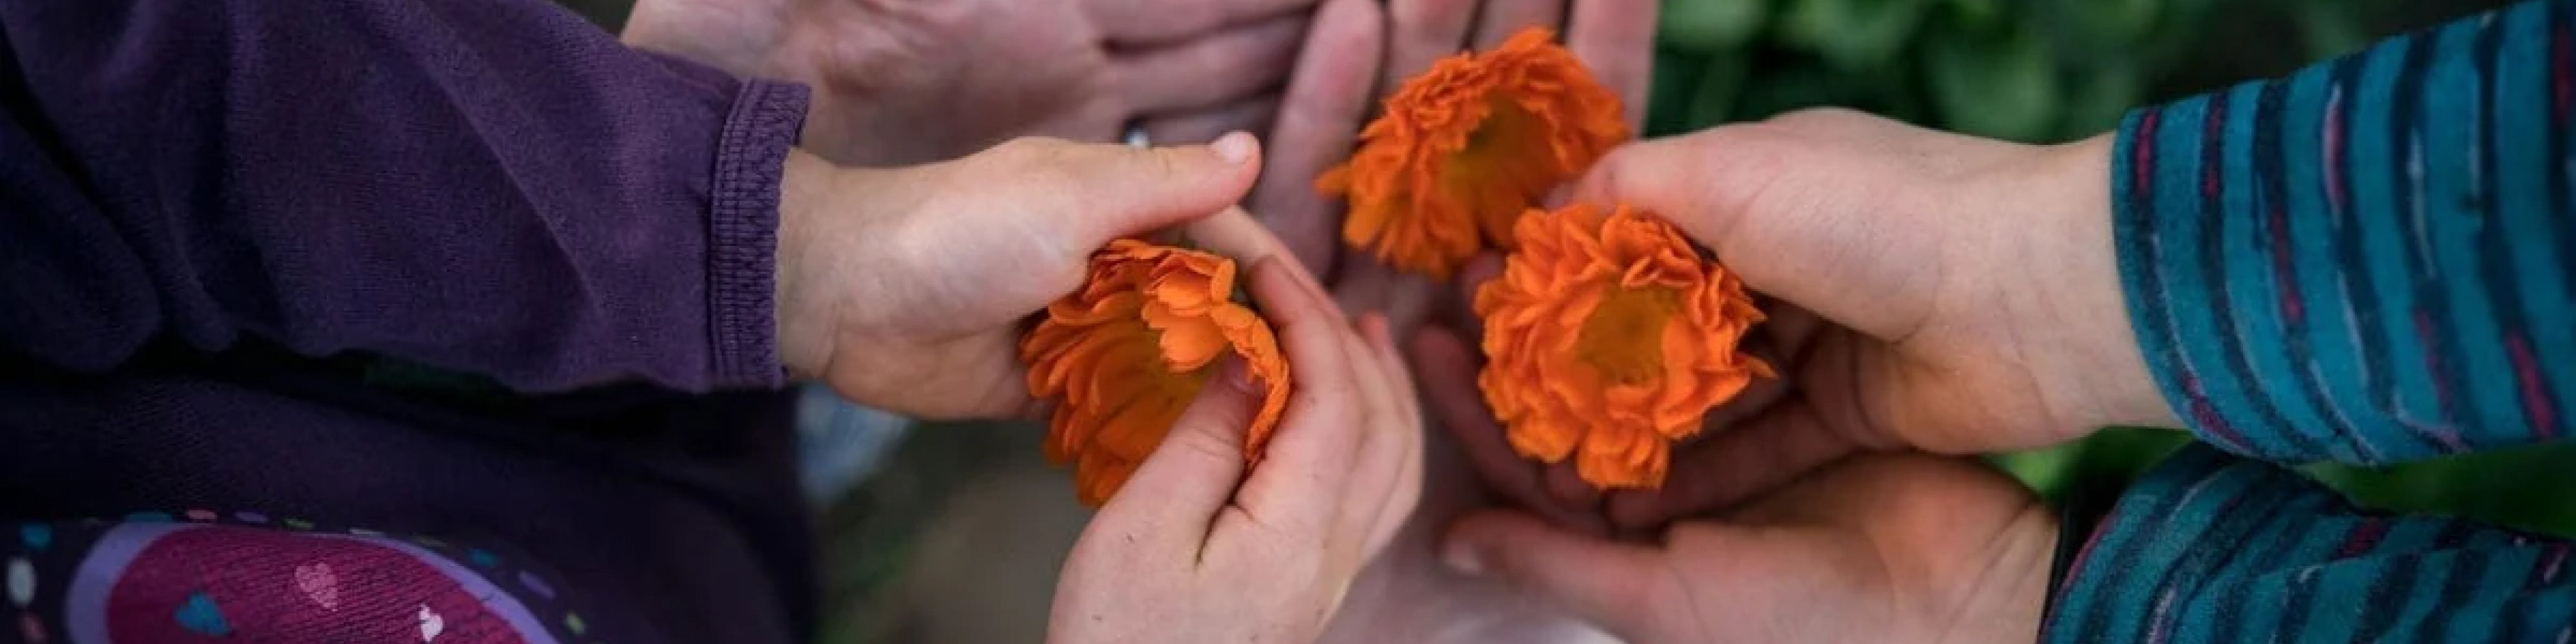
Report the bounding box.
[174,591,232,636]
[294,562,341,610]
[418,603,446,642]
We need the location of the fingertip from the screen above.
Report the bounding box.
[1603,487,1679,533]
[1437,509,1533,576]
[1544,462,1604,509]
[1210,130,1258,165]
[1358,312,1394,346]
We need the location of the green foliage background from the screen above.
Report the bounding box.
[1645,0,2575,536]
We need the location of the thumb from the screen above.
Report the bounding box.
[1104,354,1260,543]
[999,132,1264,245]
[1571,124,1939,339]
[1441,510,1671,634]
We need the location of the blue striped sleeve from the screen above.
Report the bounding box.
[2041,444,2576,643]
[2116,0,2576,464]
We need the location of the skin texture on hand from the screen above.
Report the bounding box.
[625,0,1318,166]
[1413,108,2181,533]
[1437,453,2058,644]
[1046,210,1425,644]
[772,133,1262,419]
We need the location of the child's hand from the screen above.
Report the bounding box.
[1046,211,1426,644]
[773,134,1261,419]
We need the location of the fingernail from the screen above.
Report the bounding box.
[1441,542,1485,576]
[1210,131,1255,164]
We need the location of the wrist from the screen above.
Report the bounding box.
[775,147,844,380]
[1958,501,2060,644]
[2002,134,2182,436]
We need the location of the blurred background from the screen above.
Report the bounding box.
[551,0,2562,642]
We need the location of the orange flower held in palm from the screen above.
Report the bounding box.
[1318,27,1629,279]
[1021,240,1291,507]
[1475,204,1771,489]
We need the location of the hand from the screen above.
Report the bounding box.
[1419,109,2178,531]
[1439,453,2058,644]
[1588,109,2178,529]
[772,133,1260,419]
[624,0,1316,166]
[1305,420,1616,644]
[1046,211,1425,644]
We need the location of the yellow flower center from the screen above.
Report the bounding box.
[1573,284,1680,386]
[1442,99,1555,240]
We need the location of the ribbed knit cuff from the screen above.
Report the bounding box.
[706,79,809,388]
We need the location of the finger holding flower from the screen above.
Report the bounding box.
[1045,211,1426,644]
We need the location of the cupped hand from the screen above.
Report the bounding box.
[1415,109,2179,532]
[1579,109,2179,530]
[625,0,1318,166]
[1047,211,1425,644]
[772,134,1260,419]
[1440,452,2058,644]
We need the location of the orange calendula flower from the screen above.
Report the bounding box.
[1475,204,1772,489]
[1021,240,1291,507]
[1318,27,1629,279]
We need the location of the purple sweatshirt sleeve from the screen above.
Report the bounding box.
[0,0,806,392]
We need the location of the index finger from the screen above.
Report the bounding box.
[1565,0,1657,128]
[1224,252,1368,536]
[1250,0,1383,274]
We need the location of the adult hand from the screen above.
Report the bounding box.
[1440,453,2057,644]
[1585,109,2175,530]
[625,0,1316,166]
[771,133,1260,419]
[1046,211,1425,644]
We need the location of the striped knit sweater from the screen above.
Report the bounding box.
[2046,1,2576,641]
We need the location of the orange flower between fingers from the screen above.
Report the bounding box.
[1475,204,1772,489]
[1318,27,1629,279]
[1021,240,1291,507]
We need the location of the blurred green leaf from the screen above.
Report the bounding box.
[1645,47,1710,136]
[2291,0,2373,59]
[1996,428,2192,505]
[2307,444,2576,538]
[1924,19,2061,141]
[1686,51,1752,126]
[2042,0,2162,48]
[2059,62,2143,138]
[1938,0,2006,30]
[1661,0,1772,52]
[1728,62,1865,122]
[1779,0,1929,70]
